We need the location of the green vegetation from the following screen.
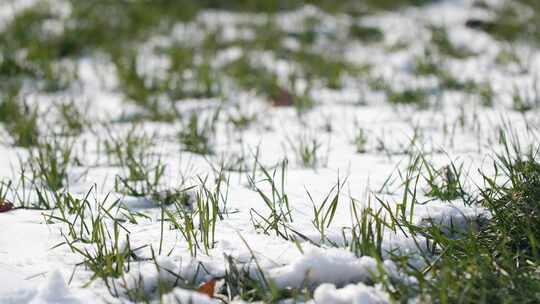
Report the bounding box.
[0,92,39,147]
[178,111,220,155]
[469,0,540,46]
[2,0,540,303]
[387,88,430,108]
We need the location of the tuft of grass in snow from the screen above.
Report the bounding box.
[387,88,429,108]
[470,0,540,46]
[353,127,368,154]
[512,82,540,113]
[0,91,39,147]
[366,136,540,302]
[349,24,384,43]
[49,188,145,288]
[249,160,293,240]
[224,56,282,102]
[57,101,87,136]
[113,54,179,122]
[178,111,220,156]
[27,136,76,192]
[429,26,473,59]
[422,160,468,203]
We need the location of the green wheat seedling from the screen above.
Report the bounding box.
[227,104,258,131]
[422,158,469,203]
[27,136,76,192]
[350,23,384,43]
[249,160,293,240]
[114,156,166,198]
[48,187,144,288]
[205,166,230,217]
[286,134,325,168]
[512,81,540,112]
[473,1,540,46]
[289,74,315,115]
[387,87,430,108]
[194,178,220,254]
[224,56,281,102]
[208,150,251,174]
[56,101,87,136]
[413,51,476,92]
[353,127,368,153]
[477,82,494,107]
[102,124,155,167]
[3,166,57,210]
[113,53,179,122]
[165,44,221,99]
[429,26,473,59]
[165,199,200,257]
[102,126,170,199]
[347,198,385,258]
[0,4,76,93]
[178,110,220,155]
[246,146,262,190]
[374,154,423,237]
[308,176,345,245]
[291,49,350,90]
[164,176,227,256]
[0,91,40,147]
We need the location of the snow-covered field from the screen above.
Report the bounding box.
[1,0,540,303]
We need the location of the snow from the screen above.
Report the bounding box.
[0,0,539,303]
[3,270,82,304]
[269,247,382,289]
[161,288,218,304]
[313,283,390,304]
[29,270,81,304]
[0,0,38,31]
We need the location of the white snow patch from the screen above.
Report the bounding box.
[313,282,390,304]
[269,247,381,289]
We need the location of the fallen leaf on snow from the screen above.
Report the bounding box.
[197,279,216,298]
[0,201,13,213]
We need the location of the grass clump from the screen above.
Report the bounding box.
[287,134,325,168]
[512,84,539,113]
[49,189,143,288]
[477,82,494,107]
[353,128,368,154]
[163,44,221,99]
[249,160,293,240]
[414,52,477,92]
[0,92,39,147]
[423,162,467,202]
[468,1,540,46]
[349,24,384,43]
[291,51,351,90]
[429,26,473,59]
[417,147,540,303]
[113,54,179,122]
[375,141,540,303]
[225,57,282,101]
[28,138,75,192]
[0,4,76,92]
[114,156,166,198]
[480,144,540,261]
[178,111,219,155]
[387,88,429,108]
[57,101,86,136]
